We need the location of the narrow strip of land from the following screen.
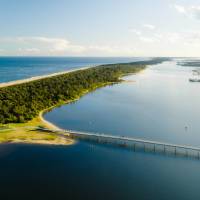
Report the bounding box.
[0,66,89,88]
[0,58,168,145]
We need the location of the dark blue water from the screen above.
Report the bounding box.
[0,142,200,200]
[0,57,146,83]
[1,58,200,200]
[42,60,200,199]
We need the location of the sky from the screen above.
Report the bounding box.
[1,0,200,57]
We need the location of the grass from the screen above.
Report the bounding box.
[0,82,113,145]
[0,66,146,145]
[0,117,74,145]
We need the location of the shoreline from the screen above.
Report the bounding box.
[0,64,147,145]
[0,82,116,146]
[39,110,62,131]
[0,115,75,146]
[0,66,90,88]
[38,80,116,131]
[0,103,75,145]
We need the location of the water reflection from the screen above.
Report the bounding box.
[45,61,200,146]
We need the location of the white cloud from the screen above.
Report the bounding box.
[91,30,200,56]
[17,37,86,53]
[153,33,163,40]
[174,4,200,20]
[143,24,155,30]
[153,30,200,45]
[174,5,186,14]
[0,37,86,55]
[130,26,158,43]
[0,36,139,56]
[181,31,200,46]
[18,48,40,53]
[88,45,136,55]
[167,32,182,43]
[2,31,200,57]
[0,49,6,56]
[129,28,141,35]
[139,36,156,43]
[130,25,200,47]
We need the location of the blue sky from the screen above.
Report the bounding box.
[1,0,200,56]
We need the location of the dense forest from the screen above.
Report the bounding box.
[0,58,168,124]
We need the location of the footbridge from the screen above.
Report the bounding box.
[37,127,200,160]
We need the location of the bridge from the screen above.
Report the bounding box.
[37,127,200,160]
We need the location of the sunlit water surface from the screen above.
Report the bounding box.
[0,57,145,83]
[46,60,200,146]
[1,59,200,200]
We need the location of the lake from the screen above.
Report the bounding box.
[1,58,200,200]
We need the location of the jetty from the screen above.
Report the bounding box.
[37,127,200,160]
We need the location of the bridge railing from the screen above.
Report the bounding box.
[65,129,200,159]
[36,127,200,160]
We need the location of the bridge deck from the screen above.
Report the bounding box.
[65,129,200,151]
[37,127,200,159]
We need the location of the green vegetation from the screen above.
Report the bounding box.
[177,60,200,67]
[0,59,169,144]
[0,63,147,124]
[0,117,74,145]
[0,125,13,132]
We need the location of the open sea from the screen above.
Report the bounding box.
[0,57,146,83]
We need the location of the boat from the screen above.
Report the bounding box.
[189,78,200,82]
[192,69,200,75]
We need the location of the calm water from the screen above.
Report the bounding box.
[1,58,200,200]
[0,57,146,83]
[0,142,200,200]
[45,60,200,146]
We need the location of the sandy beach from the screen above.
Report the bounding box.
[0,64,141,145]
[0,66,89,88]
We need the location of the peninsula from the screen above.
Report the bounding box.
[0,58,167,145]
